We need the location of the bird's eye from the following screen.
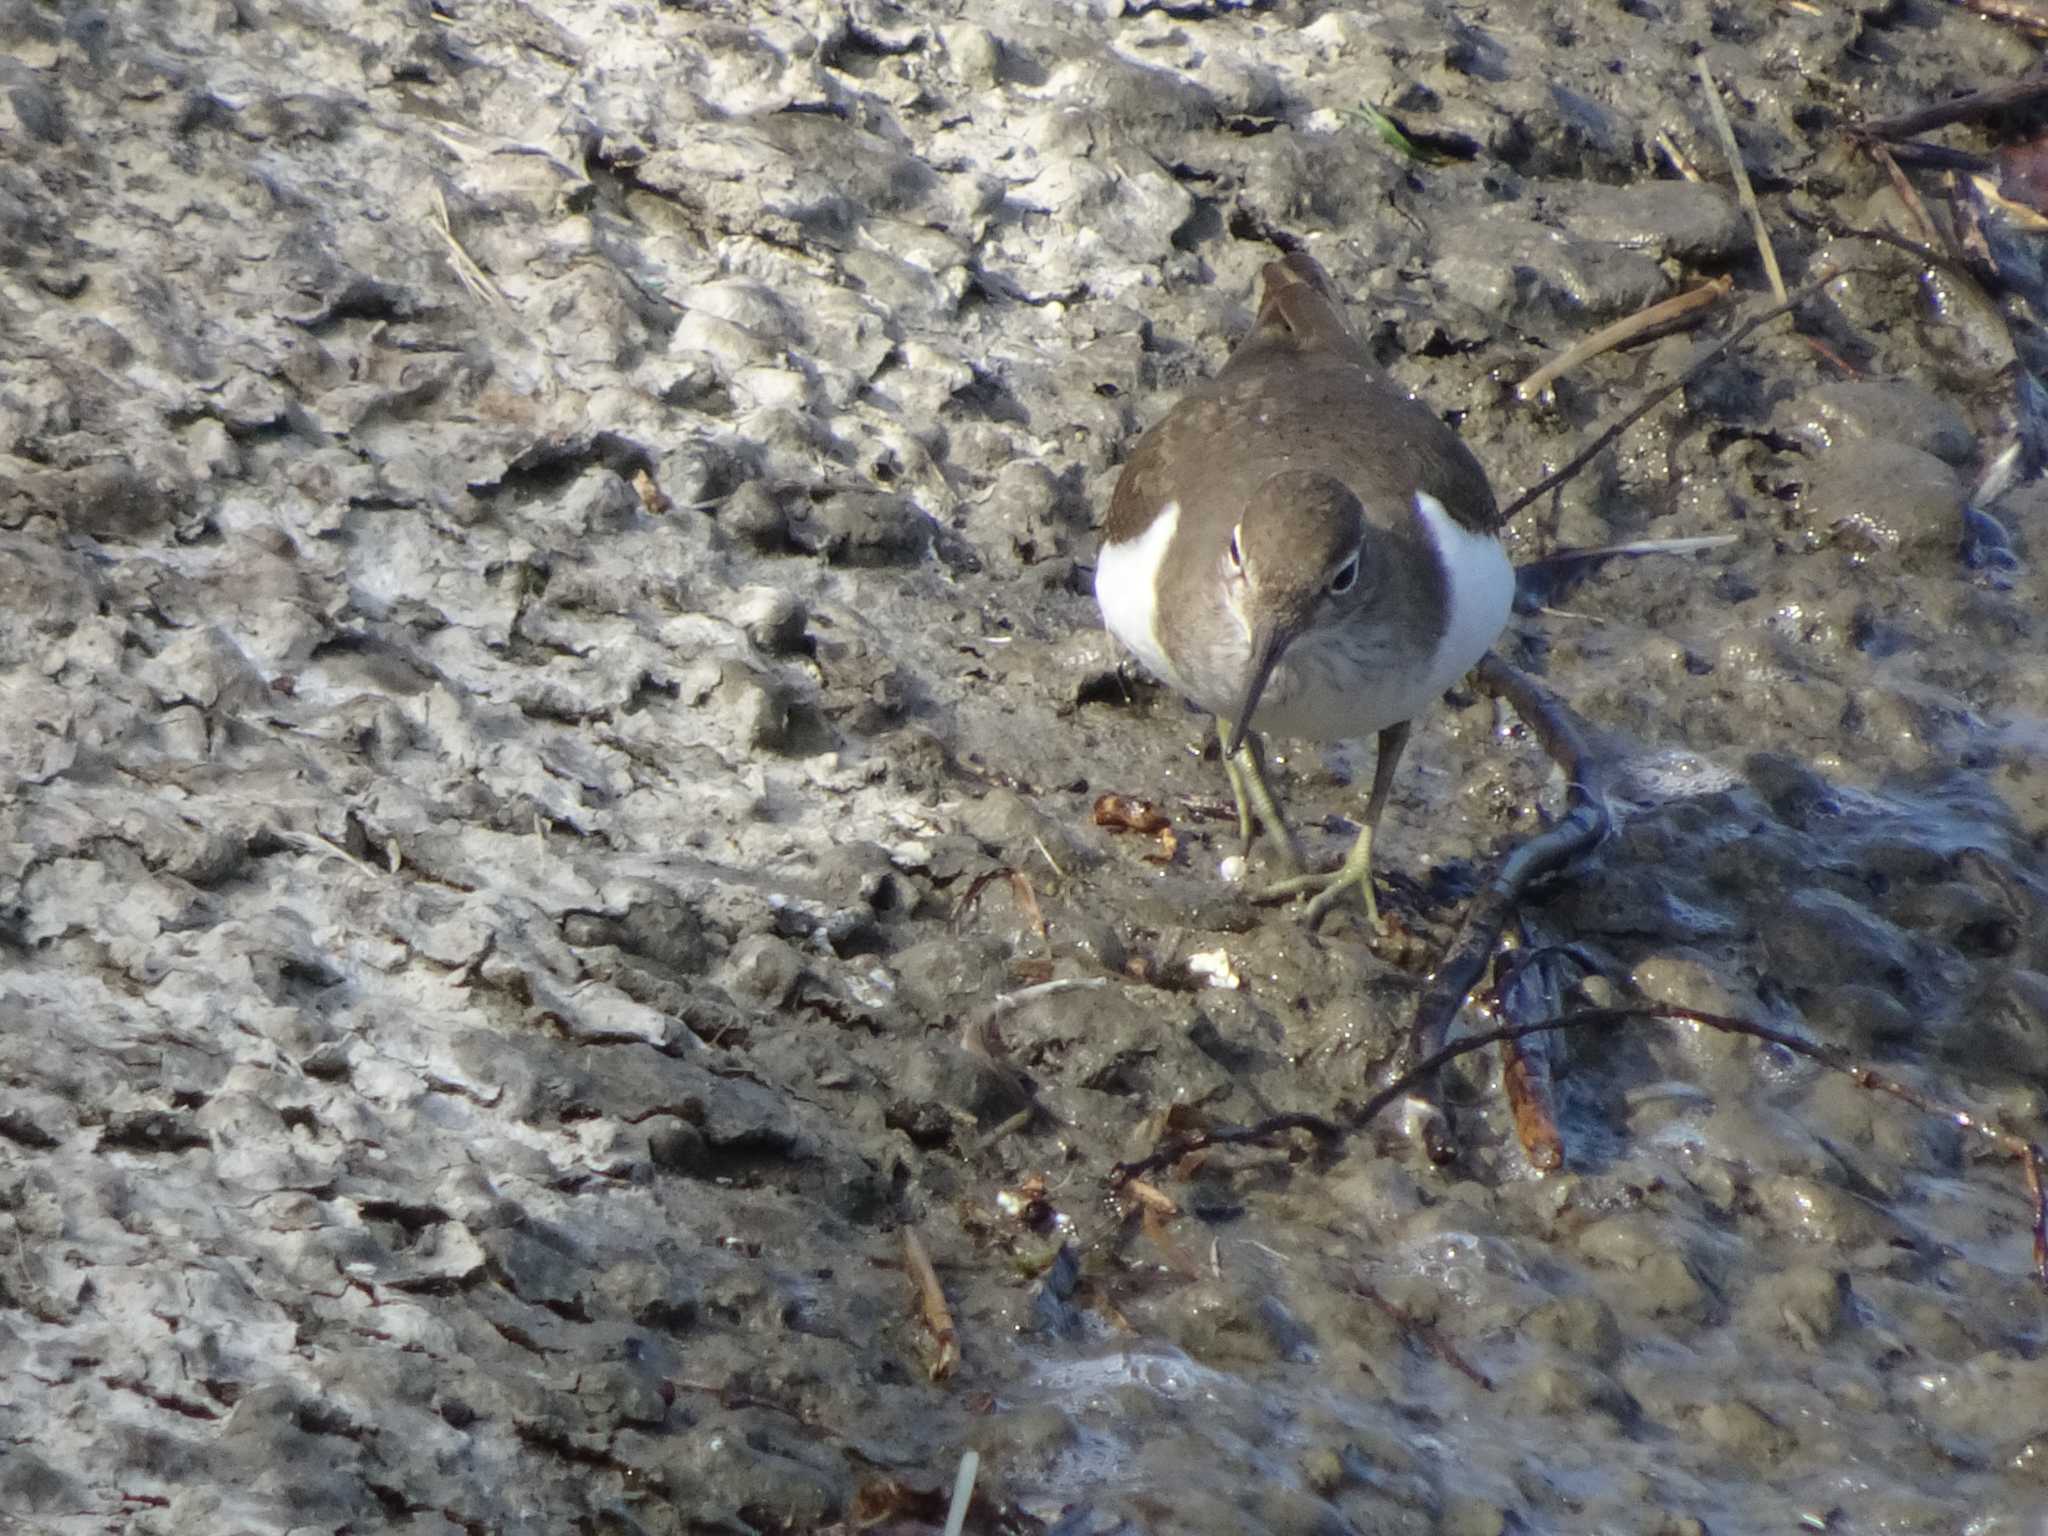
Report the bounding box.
[1227,526,1244,570]
[1329,555,1359,594]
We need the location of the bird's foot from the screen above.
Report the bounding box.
[1253,825,1382,931]
[1223,734,1305,874]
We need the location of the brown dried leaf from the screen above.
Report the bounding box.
[1007,869,1048,948]
[632,466,673,515]
[1121,1177,1180,1216]
[1999,134,2048,219]
[901,1227,958,1382]
[1092,792,1171,834]
[1006,956,1055,987]
[850,1475,949,1525]
[1501,1030,1565,1172]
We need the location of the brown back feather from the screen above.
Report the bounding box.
[1105,252,1504,545]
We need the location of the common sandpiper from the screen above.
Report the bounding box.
[1094,251,1514,928]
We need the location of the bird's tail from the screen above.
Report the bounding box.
[1254,251,1360,358]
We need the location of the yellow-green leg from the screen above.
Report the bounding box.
[1221,728,1305,873]
[1256,721,1411,931]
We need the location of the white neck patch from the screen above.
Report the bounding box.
[1094,500,1184,688]
[1412,489,1514,696]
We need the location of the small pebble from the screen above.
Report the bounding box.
[1218,854,1247,884]
[1186,947,1241,989]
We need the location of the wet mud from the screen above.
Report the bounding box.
[3,1,2048,1532]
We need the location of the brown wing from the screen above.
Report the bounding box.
[1224,255,1502,535]
[1106,252,1503,544]
[1103,391,1211,546]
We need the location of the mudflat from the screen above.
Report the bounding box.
[3,2,2046,1532]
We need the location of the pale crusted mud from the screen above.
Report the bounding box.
[3,2,2047,1533]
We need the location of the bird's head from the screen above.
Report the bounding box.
[1223,469,1375,754]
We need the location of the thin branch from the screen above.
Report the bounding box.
[1949,0,2048,41]
[1360,1009,2043,1164]
[1398,655,1612,1089]
[1853,65,2048,140]
[1517,276,1733,399]
[1957,0,2048,35]
[1872,141,1971,272]
[1501,266,1847,521]
[1351,1277,1495,1389]
[1654,129,1703,182]
[1109,1002,2048,1291]
[1701,64,1786,302]
[1878,141,1995,175]
[1785,205,1990,290]
[1107,1109,1342,1186]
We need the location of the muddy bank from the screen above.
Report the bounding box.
[3,1,2047,1532]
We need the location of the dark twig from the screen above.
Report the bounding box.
[1107,1109,1342,1187]
[1801,333,1863,378]
[1501,267,1847,520]
[1351,1277,1495,1390]
[1952,0,2048,39]
[1874,142,1947,249]
[1877,141,1995,175]
[1364,1007,2048,1290]
[1872,141,1972,272]
[1853,66,2048,141]
[1109,1003,2048,1291]
[1401,657,1612,1080]
[1786,206,1992,290]
[1366,1009,1937,1132]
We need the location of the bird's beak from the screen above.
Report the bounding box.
[1225,617,1293,757]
